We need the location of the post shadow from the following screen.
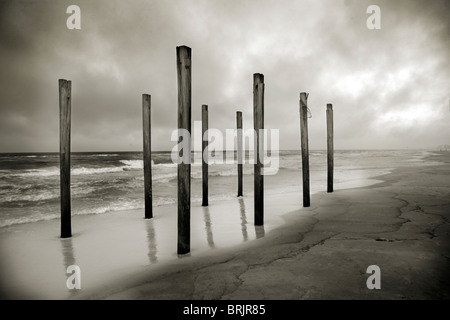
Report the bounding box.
[254,225,265,239]
[238,197,248,242]
[60,237,79,296]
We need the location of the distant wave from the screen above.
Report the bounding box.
[10,160,146,177]
[119,160,143,168]
[13,167,60,177]
[6,160,287,179]
[120,160,178,169]
[13,166,125,177]
[95,153,119,157]
[153,162,177,168]
[72,167,125,175]
[2,190,59,203]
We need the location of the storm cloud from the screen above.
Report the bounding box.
[0,0,449,152]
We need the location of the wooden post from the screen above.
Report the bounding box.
[59,79,72,238]
[326,103,334,193]
[237,111,243,197]
[253,73,264,225]
[202,104,208,206]
[143,94,153,218]
[299,92,310,207]
[176,45,191,255]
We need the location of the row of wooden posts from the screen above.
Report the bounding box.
[58,45,334,255]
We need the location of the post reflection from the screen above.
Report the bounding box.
[60,237,79,296]
[254,225,265,239]
[145,219,158,264]
[238,197,248,242]
[202,206,215,248]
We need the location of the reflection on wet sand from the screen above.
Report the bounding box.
[255,225,265,239]
[238,197,248,242]
[145,219,158,264]
[60,237,79,296]
[202,206,215,248]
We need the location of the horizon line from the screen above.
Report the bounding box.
[0,147,441,155]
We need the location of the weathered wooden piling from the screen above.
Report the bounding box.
[143,94,153,218]
[176,45,192,255]
[202,104,208,206]
[299,92,310,207]
[237,111,243,197]
[59,79,72,238]
[253,73,264,225]
[326,103,334,193]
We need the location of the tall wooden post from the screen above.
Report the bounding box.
[143,94,153,218]
[237,111,243,197]
[176,45,191,255]
[59,79,72,238]
[253,73,264,225]
[326,103,334,193]
[299,92,310,207]
[202,104,208,206]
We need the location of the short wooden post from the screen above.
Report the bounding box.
[143,94,153,218]
[59,79,72,238]
[253,73,264,225]
[237,111,243,197]
[176,45,191,255]
[299,92,310,207]
[326,103,334,193]
[202,104,208,206]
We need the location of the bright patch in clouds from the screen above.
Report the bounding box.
[336,71,376,98]
[385,68,412,92]
[376,104,439,130]
[89,59,124,83]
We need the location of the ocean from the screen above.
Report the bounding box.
[0,149,435,228]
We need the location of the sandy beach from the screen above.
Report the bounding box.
[1,152,449,300]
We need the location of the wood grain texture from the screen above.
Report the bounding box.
[253,74,264,225]
[59,79,72,238]
[299,92,310,207]
[237,111,243,197]
[327,104,334,193]
[143,94,153,218]
[202,104,208,206]
[176,46,191,255]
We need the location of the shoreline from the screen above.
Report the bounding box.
[1,152,449,299]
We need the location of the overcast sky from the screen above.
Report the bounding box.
[0,0,448,152]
